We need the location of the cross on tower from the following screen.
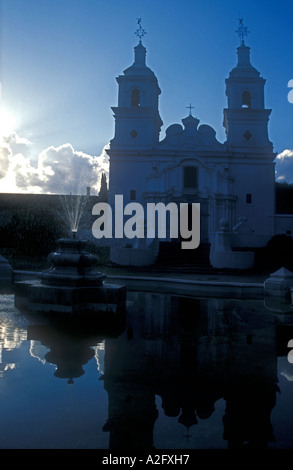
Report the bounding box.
[236,17,250,45]
[135,18,147,42]
[186,103,195,116]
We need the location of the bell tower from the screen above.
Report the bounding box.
[110,19,163,150]
[223,19,273,154]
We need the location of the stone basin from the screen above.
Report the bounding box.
[14,238,126,319]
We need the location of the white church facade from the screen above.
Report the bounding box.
[106,22,291,269]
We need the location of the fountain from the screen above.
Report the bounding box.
[14,235,126,321]
[14,188,126,324]
[59,192,90,238]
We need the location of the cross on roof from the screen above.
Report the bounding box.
[186,103,195,116]
[135,18,147,42]
[236,17,250,45]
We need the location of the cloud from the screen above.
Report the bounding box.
[27,142,108,194]
[0,131,109,194]
[0,132,33,182]
[2,127,292,194]
[0,143,11,179]
[276,149,293,160]
[275,149,293,184]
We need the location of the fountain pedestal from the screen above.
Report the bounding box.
[14,238,126,320]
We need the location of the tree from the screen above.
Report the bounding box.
[3,203,67,258]
[99,173,108,202]
[275,182,293,214]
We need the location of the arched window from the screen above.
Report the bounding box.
[242,91,251,108]
[131,89,140,107]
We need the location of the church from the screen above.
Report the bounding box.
[105,20,292,269]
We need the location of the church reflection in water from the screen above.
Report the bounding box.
[26,292,292,449]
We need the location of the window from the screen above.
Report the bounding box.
[242,91,251,109]
[183,166,198,190]
[243,130,253,141]
[131,89,140,107]
[246,193,252,204]
[130,129,138,138]
[130,190,136,200]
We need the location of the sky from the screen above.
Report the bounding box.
[0,0,292,195]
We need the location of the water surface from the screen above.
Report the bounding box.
[0,292,293,449]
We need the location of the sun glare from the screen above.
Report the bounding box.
[0,108,17,139]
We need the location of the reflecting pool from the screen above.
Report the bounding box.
[0,291,293,449]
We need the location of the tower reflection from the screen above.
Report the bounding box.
[102,293,279,449]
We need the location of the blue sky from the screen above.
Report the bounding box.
[0,0,292,194]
